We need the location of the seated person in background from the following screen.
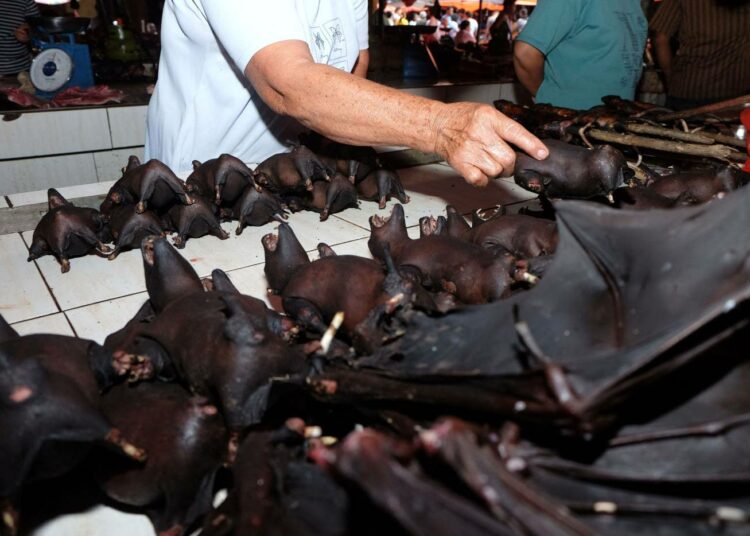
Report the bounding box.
[455,20,477,48]
[437,15,458,42]
[0,0,40,77]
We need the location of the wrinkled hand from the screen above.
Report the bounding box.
[14,23,31,43]
[433,102,548,186]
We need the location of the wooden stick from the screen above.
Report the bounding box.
[587,129,746,162]
[656,94,750,121]
[625,122,714,144]
[696,131,746,149]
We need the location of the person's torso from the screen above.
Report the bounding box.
[670,0,750,99]
[146,0,364,174]
[537,0,647,109]
[0,0,35,74]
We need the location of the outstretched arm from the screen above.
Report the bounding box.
[246,40,548,186]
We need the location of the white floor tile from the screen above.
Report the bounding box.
[173,220,267,278]
[222,264,275,308]
[32,505,154,536]
[323,237,373,259]
[11,313,74,337]
[9,180,116,208]
[66,292,148,345]
[333,191,445,230]
[23,230,147,311]
[0,234,58,323]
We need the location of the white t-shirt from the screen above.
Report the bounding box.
[145,0,369,175]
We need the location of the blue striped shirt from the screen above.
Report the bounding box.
[0,0,40,75]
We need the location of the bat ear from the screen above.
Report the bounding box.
[126,155,141,171]
[47,188,70,210]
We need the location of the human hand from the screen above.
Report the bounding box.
[432,102,548,186]
[14,23,31,43]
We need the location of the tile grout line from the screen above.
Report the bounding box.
[62,311,79,337]
[9,310,64,326]
[18,231,64,316]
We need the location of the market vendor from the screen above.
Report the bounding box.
[512,0,648,110]
[651,0,750,111]
[0,0,40,77]
[144,0,548,187]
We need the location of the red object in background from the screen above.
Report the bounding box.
[742,108,750,172]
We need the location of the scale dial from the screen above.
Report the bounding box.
[30,48,74,92]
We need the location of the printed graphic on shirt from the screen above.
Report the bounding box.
[310,18,348,71]
[615,11,647,90]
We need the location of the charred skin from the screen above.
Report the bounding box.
[356,169,410,209]
[126,292,307,430]
[253,145,329,194]
[514,139,626,200]
[311,429,509,536]
[95,382,228,534]
[262,223,311,293]
[209,269,297,340]
[231,186,287,235]
[648,166,742,204]
[303,174,359,221]
[164,195,229,248]
[106,204,167,260]
[141,235,204,313]
[0,333,145,522]
[445,205,471,240]
[186,154,257,207]
[27,189,111,273]
[281,255,397,337]
[469,212,559,258]
[369,204,515,304]
[106,157,193,214]
[614,186,678,210]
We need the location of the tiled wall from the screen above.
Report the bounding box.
[0,83,526,196]
[0,106,147,196]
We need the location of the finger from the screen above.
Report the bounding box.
[459,164,489,187]
[483,140,516,177]
[493,113,549,160]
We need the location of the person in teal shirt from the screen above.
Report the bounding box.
[513,0,647,110]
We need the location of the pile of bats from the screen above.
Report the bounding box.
[25,139,408,273]
[6,124,750,534]
[495,94,748,170]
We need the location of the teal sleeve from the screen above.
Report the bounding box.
[516,0,584,55]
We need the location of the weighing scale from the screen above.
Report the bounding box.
[27,17,94,99]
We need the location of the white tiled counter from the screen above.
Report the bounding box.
[0,105,147,195]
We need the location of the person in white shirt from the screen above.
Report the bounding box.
[458,10,479,37]
[145,0,548,186]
